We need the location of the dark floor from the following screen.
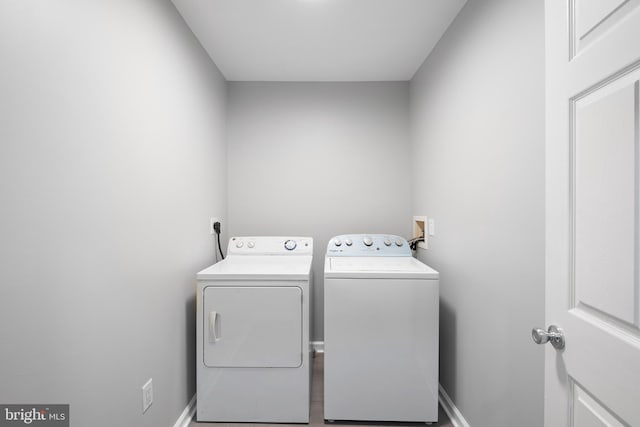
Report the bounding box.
[190,354,453,427]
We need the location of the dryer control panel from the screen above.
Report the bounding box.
[326,234,411,257]
[228,236,313,256]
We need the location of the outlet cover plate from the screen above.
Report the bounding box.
[413,216,428,250]
[142,378,153,413]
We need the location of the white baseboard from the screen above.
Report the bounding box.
[311,341,324,353]
[438,385,470,427]
[173,394,196,427]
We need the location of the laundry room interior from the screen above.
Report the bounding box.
[2,0,552,426]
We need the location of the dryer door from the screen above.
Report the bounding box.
[203,286,302,368]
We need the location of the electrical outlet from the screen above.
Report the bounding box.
[210,217,220,235]
[142,378,153,413]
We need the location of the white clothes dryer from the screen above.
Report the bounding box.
[196,236,313,423]
[324,234,439,423]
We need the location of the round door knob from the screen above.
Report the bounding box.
[363,236,373,246]
[531,325,565,350]
[334,238,342,246]
[284,239,297,251]
[345,238,353,246]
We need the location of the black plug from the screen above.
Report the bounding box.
[213,221,224,260]
[408,235,425,251]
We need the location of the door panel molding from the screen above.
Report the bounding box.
[571,379,626,427]
[570,0,640,59]
[569,76,639,325]
[564,311,640,426]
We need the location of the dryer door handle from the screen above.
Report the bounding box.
[209,311,221,343]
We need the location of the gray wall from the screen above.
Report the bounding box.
[0,1,227,426]
[226,82,412,340]
[409,0,545,425]
[0,1,546,424]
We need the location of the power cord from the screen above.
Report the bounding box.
[214,221,225,260]
[407,235,424,251]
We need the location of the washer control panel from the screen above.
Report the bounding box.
[228,236,313,255]
[327,234,410,257]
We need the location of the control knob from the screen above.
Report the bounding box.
[235,241,244,248]
[284,239,297,251]
[334,238,342,247]
[384,238,391,246]
[345,238,353,246]
[363,236,373,247]
[395,239,403,247]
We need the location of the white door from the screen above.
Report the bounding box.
[545,1,640,425]
[203,286,302,368]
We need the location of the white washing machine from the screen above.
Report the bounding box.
[196,236,313,423]
[324,234,439,423]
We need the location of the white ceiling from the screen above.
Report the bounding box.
[172,0,467,82]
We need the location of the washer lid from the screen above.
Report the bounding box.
[325,256,439,279]
[197,255,313,281]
